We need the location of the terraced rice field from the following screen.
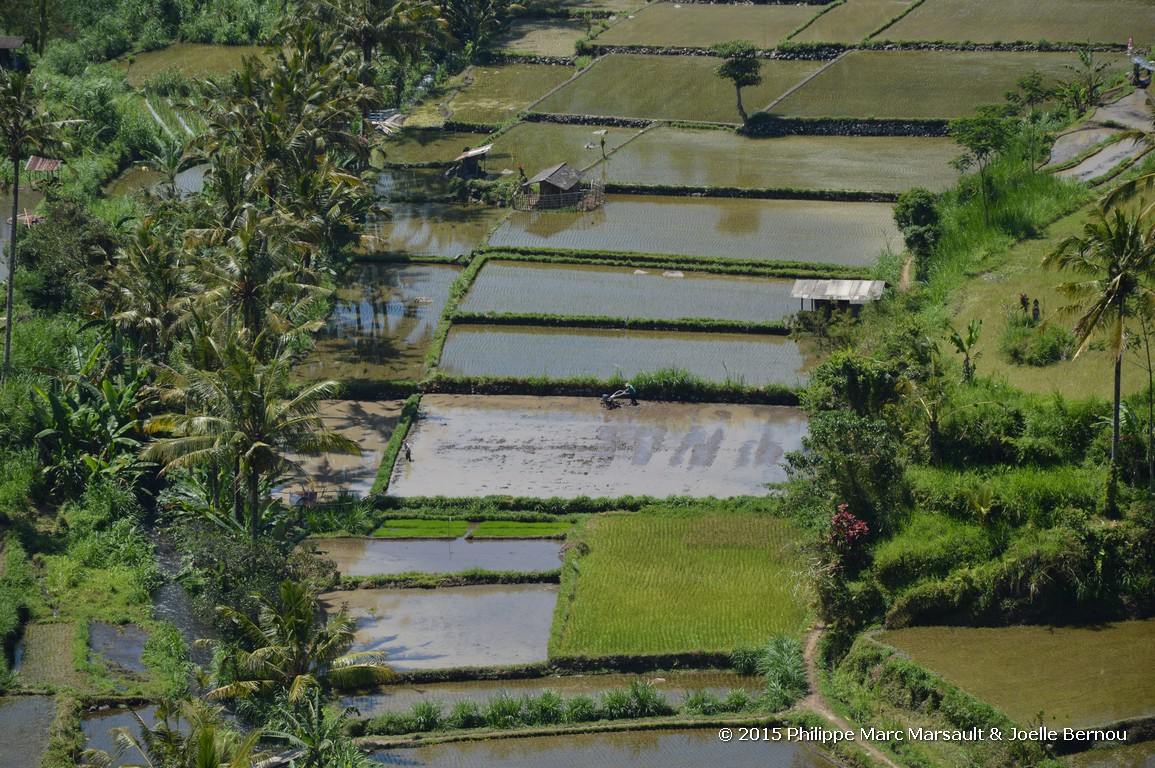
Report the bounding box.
[487,195,900,266]
[312,536,563,576]
[489,121,639,175]
[771,50,1076,119]
[369,728,838,767]
[460,261,799,322]
[363,202,507,257]
[448,64,576,124]
[605,128,959,192]
[388,396,808,498]
[298,263,459,382]
[375,168,457,200]
[321,584,559,669]
[881,620,1155,728]
[878,0,1155,44]
[534,55,823,123]
[553,511,811,656]
[790,0,912,43]
[279,400,404,500]
[438,326,806,386]
[1064,740,1155,768]
[491,19,588,57]
[0,696,56,768]
[593,4,820,49]
[382,129,488,166]
[118,43,261,85]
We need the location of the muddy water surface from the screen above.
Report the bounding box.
[298,264,459,383]
[314,536,563,576]
[342,671,761,716]
[389,396,806,498]
[0,695,55,767]
[278,400,404,500]
[369,727,839,766]
[321,584,558,669]
[82,705,161,765]
[364,203,507,257]
[90,622,149,676]
[1064,739,1155,768]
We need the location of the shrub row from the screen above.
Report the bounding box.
[742,114,949,138]
[448,311,789,335]
[336,569,561,590]
[523,112,655,129]
[907,465,1104,527]
[603,182,897,203]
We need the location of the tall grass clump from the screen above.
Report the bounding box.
[757,634,808,710]
[0,540,38,689]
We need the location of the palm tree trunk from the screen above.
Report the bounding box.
[1109,353,1122,515]
[3,157,19,385]
[248,468,261,542]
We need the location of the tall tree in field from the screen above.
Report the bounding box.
[1044,205,1155,514]
[0,69,70,384]
[948,104,1015,226]
[710,40,762,126]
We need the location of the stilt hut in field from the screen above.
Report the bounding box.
[516,162,605,210]
[453,144,492,178]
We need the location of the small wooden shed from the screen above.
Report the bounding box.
[0,36,26,70]
[791,279,886,314]
[453,144,492,178]
[528,162,582,206]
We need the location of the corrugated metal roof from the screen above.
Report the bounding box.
[527,162,582,189]
[25,156,62,173]
[0,36,25,50]
[454,144,493,161]
[791,279,886,303]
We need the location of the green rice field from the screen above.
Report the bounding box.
[437,326,808,386]
[374,519,471,538]
[448,64,576,124]
[534,55,823,124]
[790,0,911,43]
[459,261,800,323]
[119,43,261,85]
[605,128,959,192]
[552,510,812,656]
[365,202,508,257]
[489,121,640,175]
[593,4,821,49]
[486,195,900,267]
[881,620,1155,728]
[878,0,1155,45]
[469,521,573,538]
[771,50,1076,120]
[491,18,588,57]
[382,130,489,166]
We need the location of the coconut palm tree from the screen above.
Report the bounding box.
[0,68,73,384]
[143,339,359,540]
[1044,205,1155,513]
[208,579,396,702]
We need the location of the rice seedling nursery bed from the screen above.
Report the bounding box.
[469,520,573,538]
[382,129,488,166]
[789,0,912,43]
[296,263,460,383]
[534,55,823,124]
[488,121,640,175]
[551,509,812,657]
[880,620,1155,729]
[363,203,508,257]
[486,195,901,267]
[592,4,822,49]
[437,326,807,386]
[877,0,1155,45]
[448,64,577,125]
[770,50,1077,120]
[458,261,800,323]
[491,19,589,57]
[387,396,809,499]
[373,519,473,538]
[604,129,960,192]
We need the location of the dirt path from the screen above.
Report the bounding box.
[797,623,902,768]
[899,254,913,291]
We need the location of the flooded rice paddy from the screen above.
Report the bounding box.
[278,400,404,500]
[312,535,563,576]
[438,326,807,386]
[320,584,558,669]
[103,164,206,197]
[1064,739,1155,768]
[343,671,761,716]
[881,620,1155,728]
[389,395,807,498]
[90,622,149,676]
[369,727,839,767]
[605,130,959,192]
[0,696,56,768]
[82,705,160,765]
[461,261,798,322]
[489,121,638,176]
[298,263,459,382]
[363,203,507,257]
[487,194,899,266]
[377,168,457,200]
[382,130,490,166]
[534,55,822,123]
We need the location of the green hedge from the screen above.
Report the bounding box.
[603,182,897,203]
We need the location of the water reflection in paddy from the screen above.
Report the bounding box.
[321,584,558,669]
[297,263,459,382]
[369,727,839,767]
[363,203,507,257]
[342,671,761,716]
[82,706,161,765]
[313,536,563,576]
[0,695,56,768]
[89,622,149,676]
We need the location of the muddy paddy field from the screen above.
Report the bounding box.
[389,396,807,498]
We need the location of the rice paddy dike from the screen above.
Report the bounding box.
[9,2,1154,768]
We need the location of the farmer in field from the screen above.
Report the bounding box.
[609,382,638,406]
